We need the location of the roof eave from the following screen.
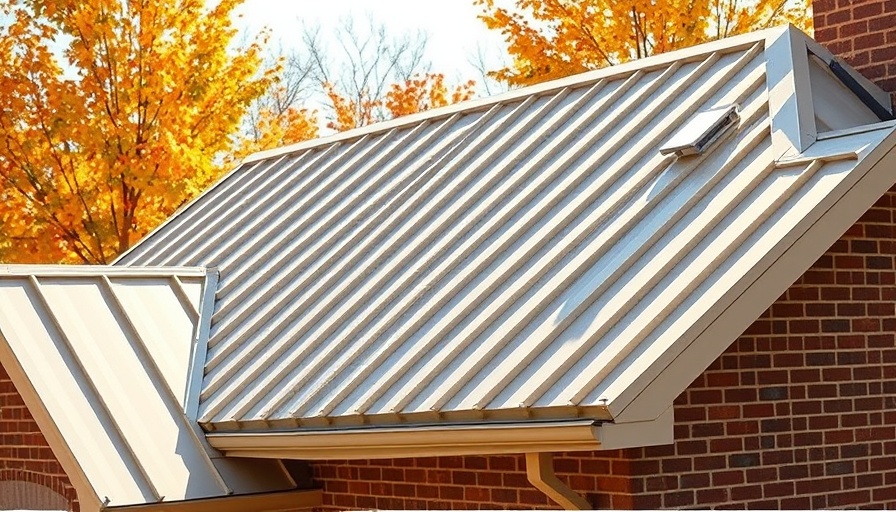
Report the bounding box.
[206,411,674,460]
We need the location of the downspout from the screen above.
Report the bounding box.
[524,453,590,510]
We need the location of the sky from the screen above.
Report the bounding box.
[234,0,509,84]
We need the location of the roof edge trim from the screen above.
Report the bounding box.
[206,420,603,460]
[612,127,896,424]
[241,28,778,165]
[107,489,322,512]
[816,119,896,141]
[0,265,207,277]
[184,269,218,420]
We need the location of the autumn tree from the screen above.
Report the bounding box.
[0,0,270,264]
[477,0,812,86]
[301,17,476,131]
[235,17,476,156]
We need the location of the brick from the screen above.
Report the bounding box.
[764,481,795,498]
[663,490,695,508]
[758,386,787,401]
[645,475,677,492]
[826,460,855,476]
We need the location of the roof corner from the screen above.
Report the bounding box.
[765,24,895,162]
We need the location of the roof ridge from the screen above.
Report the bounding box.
[242,26,784,165]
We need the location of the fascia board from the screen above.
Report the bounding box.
[597,406,674,450]
[611,126,896,424]
[766,24,817,158]
[207,413,681,459]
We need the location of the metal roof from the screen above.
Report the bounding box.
[0,267,296,509]
[115,26,896,433]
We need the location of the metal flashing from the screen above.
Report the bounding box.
[0,265,207,277]
[765,24,817,158]
[184,269,219,420]
[828,59,895,121]
[816,119,896,140]
[804,36,894,116]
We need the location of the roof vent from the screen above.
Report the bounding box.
[660,104,739,157]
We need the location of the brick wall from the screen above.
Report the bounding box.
[312,186,896,509]
[813,0,896,107]
[0,364,79,511]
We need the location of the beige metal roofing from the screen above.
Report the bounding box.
[0,267,295,510]
[116,26,896,433]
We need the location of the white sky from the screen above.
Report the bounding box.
[234,0,509,83]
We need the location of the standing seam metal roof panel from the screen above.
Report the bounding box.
[115,27,896,432]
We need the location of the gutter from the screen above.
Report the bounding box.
[209,420,603,510]
[206,420,603,459]
[207,411,674,460]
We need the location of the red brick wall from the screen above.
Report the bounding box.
[813,0,896,106]
[312,187,896,509]
[0,364,79,511]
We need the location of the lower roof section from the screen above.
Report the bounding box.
[0,266,296,511]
